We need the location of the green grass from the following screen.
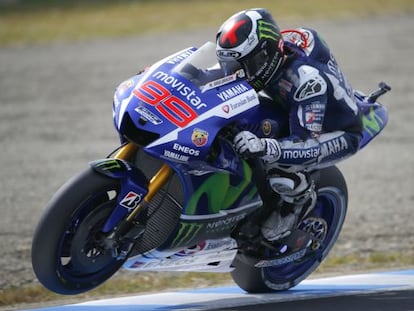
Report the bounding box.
[1,0,414,46]
[2,250,414,308]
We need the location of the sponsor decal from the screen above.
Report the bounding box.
[261,119,279,137]
[206,214,246,231]
[204,238,237,251]
[163,150,189,162]
[255,248,307,268]
[220,93,257,113]
[362,106,385,137]
[320,136,349,159]
[94,159,123,171]
[191,128,208,147]
[171,222,204,247]
[257,20,280,41]
[175,241,207,256]
[166,49,195,65]
[117,79,134,95]
[283,148,320,160]
[327,53,344,82]
[173,143,200,156]
[302,102,325,132]
[135,106,163,125]
[217,83,250,101]
[216,50,242,59]
[294,78,324,101]
[306,112,315,123]
[262,119,272,136]
[201,69,245,92]
[119,191,143,210]
[152,71,207,110]
[222,105,230,113]
[185,161,256,216]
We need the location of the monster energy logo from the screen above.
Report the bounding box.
[252,80,264,90]
[257,20,279,41]
[362,107,385,137]
[171,222,204,248]
[94,159,123,171]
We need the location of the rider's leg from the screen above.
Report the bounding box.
[261,168,316,241]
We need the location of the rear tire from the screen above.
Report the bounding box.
[231,165,348,292]
[31,168,124,295]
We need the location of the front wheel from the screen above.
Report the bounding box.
[231,165,348,292]
[31,168,124,295]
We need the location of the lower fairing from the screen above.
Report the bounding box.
[123,238,238,272]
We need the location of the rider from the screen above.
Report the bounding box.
[215,8,363,241]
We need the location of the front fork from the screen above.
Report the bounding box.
[105,142,173,258]
[113,142,173,222]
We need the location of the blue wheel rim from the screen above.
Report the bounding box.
[262,187,346,286]
[55,187,120,284]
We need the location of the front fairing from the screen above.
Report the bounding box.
[112,42,261,165]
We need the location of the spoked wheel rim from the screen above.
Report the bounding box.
[56,187,122,283]
[262,187,347,287]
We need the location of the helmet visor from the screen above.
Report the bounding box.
[240,49,269,80]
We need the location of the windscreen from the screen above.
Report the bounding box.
[174,41,244,89]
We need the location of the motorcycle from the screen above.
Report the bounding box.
[31,41,390,294]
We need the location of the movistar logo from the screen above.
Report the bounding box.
[257,20,279,41]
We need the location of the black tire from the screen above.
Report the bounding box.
[231,165,348,293]
[31,168,124,295]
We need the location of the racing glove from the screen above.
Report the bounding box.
[234,131,281,161]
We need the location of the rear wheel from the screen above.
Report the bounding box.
[231,165,348,292]
[31,168,124,295]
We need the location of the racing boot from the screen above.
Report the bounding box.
[261,170,317,241]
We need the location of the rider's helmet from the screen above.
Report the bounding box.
[216,8,285,91]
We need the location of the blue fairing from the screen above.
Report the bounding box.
[112,45,285,169]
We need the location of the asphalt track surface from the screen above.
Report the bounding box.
[227,291,414,311]
[23,270,414,310]
[0,11,414,310]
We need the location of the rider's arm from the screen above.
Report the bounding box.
[234,64,362,170]
[261,65,362,170]
[268,130,362,170]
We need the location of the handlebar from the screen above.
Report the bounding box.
[366,82,391,103]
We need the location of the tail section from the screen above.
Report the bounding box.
[356,82,390,149]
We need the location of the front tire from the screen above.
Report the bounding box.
[231,165,348,292]
[31,168,124,295]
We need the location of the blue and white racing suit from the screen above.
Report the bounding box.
[262,28,363,172]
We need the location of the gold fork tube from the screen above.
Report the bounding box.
[112,142,173,222]
[126,163,172,222]
[113,142,138,161]
[145,163,173,203]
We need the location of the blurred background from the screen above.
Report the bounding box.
[1,0,413,308]
[1,0,414,46]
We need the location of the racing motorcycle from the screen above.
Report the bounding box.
[31,40,390,295]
